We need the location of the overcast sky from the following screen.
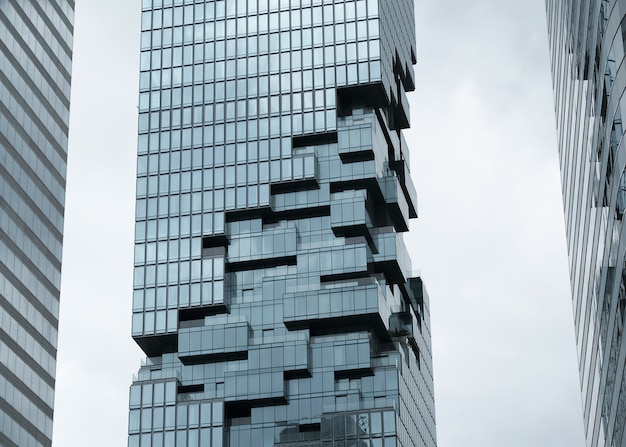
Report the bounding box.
[52,0,586,446]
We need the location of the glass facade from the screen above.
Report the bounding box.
[0,1,74,446]
[129,1,436,446]
[546,0,626,446]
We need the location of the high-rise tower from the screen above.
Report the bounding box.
[129,1,436,446]
[0,1,74,446]
[546,1,626,445]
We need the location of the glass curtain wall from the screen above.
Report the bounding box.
[129,1,436,446]
[0,1,75,446]
[546,0,626,445]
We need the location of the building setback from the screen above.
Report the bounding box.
[0,1,74,446]
[546,0,626,445]
[129,1,436,446]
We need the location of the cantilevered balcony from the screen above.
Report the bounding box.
[283,283,392,341]
[178,319,250,365]
[370,230,411,284]
[377,175,410,232]
[330,191,373,240]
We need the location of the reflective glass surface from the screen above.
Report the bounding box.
[0,1,74,446]
[546,0,626,445]
[130,1,435,446]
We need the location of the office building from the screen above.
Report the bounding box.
[0,1,75,446]
[129,1,436,446]
[546,0,626,445]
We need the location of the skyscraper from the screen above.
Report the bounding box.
[129,1,436,446]
[0,1,74,446]
[546,1,626,445]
